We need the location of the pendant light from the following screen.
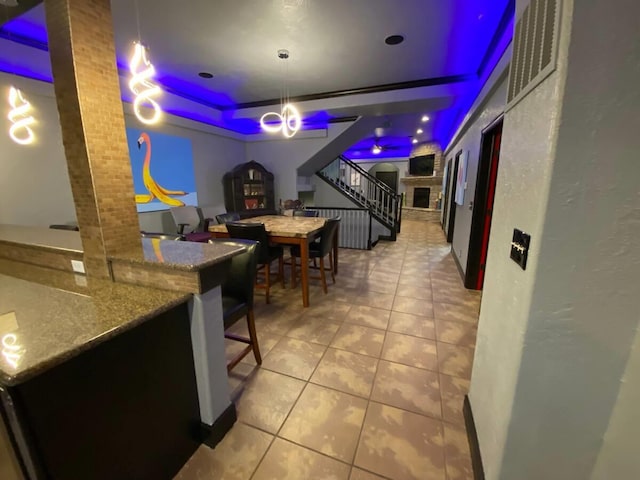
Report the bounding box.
[128,0,163,125]
[260,49,301,138]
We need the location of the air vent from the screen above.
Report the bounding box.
[507,0,560,109]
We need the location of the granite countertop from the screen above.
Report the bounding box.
[209,215,326,238]
[0,260,191,386]
[0,224,82,252]
[110,237,246,272]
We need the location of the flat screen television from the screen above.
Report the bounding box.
[409,154,435,176]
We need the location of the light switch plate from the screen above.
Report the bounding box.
[71,260,86,274]
[510,229,531,270]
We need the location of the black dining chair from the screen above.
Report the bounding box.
[292,209,319,217]
[290,216,340,294]
[209,239,261,371]
[216,212,241,224]
[225,222,285,304]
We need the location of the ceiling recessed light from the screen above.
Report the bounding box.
[198,72,214,79]
[412,138,418,144]
[416,128,423,134]
[385,35,404,46]
[421,115,430,122]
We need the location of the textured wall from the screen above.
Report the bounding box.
[45,0,141,277]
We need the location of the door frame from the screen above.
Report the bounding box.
[464,116,503,289]
[445,152,461,243]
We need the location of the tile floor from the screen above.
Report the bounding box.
[175,220,481,480]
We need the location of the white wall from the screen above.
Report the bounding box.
[468,1,572,476]
[445,77,508,272]
[0,73,76,227]
[353,158,409,195]
[0,72,246,233]
[245,122,352,203]
[470,0,640,478]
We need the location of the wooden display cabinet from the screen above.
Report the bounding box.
[223,161,276,217]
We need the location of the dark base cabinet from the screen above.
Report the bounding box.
[3,303,200,480]
[223,161,275,216]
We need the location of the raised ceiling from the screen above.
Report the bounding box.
[0,0,514,154]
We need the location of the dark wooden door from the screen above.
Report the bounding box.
[375,171,398,192]
[446,154,460,243]
[465,119,503,289]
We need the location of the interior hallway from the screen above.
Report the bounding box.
[175,219,481,480]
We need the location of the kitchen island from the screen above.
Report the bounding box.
[0,260,196,479]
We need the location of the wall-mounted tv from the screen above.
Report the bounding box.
[409,154,435,176]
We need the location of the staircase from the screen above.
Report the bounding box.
[317,156,403,240]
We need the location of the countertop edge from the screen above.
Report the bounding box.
[0,292,192,387]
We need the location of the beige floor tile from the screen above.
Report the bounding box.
[280,383,368,463]
[354,402,446,480]
[439,374,470,426]
[359,281,399,295]
[388,311,436,339]
[252,438,350,480]
[371,361,441,418]
[392,296,434,317]
[228,362,258,397]
[235,369,305,434]
[444,423,474,480]
[261,337,326,380]
[435,319,477,348]
[303,301,353,321]
[224,332,282,368]
[255,310,301,335]
[330,286,364,304]
[352,291,395,310]
[431,288,481,309]
[433,303,479,324]
[350,467,389,479]
[174,422,272,480]
[437,343,475,379]
[285,316,341,345]
[396,285,433,301]
[381,332,438,371]
[311,348,379,398]
[331,324,386,357]
[346,305,391,330]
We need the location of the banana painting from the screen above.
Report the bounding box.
[135,132,187,206]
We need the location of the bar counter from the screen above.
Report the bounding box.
[0,260,190,386]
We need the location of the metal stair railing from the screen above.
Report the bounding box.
[317,156,402,237]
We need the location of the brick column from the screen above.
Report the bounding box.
[45,0,141,278]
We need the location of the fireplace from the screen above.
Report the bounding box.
[413,187,430,208]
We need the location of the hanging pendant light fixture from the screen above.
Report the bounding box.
[129,42,162,125]
[260,49,301,138]
[128,0,163,125]
[8,86,36,145]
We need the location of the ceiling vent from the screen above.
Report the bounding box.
[506,0,561,110]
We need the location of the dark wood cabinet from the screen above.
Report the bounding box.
[223,161,276,217]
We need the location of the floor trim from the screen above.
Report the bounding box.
[464,395,485,480]
[201,403,237,449]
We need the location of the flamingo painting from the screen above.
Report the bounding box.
[135,132,187,207]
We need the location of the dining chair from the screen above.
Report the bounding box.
[292,209,319,217]
[216,212,241,224]
[170,206,212,242]
[225,222,285,304]
[209,238,261,371]
[290,216,341,294]
[141,232,185,241]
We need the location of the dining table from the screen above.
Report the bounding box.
[209,215,338,307]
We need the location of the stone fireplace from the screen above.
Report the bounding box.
[413,187,431,208]
[401,175,443,211]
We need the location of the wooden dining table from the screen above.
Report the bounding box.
[209,215,338,307]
